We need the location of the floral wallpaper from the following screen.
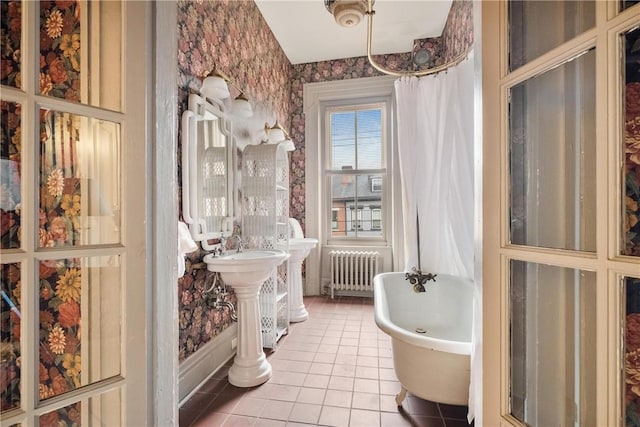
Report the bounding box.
[1,1,21,88]
[442,0,474,62]
[625,27,640,426]
[2,0,84,416]
[39,0,81,101]
[38,258,82,403]
[627,278,640,426]
[1,263,20,412]
[176,0,291,362]
[624,27,640,256]
[175,0,474,362]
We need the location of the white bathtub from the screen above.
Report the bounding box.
[373,272,472,406]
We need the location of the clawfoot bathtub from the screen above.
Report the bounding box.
[373,272,472,406]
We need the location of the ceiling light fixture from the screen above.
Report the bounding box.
[201,66,253,118]
[324,0,471,77]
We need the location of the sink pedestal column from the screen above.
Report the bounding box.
[288,238,318,323]
[227,280,271,387]
[288,254,309,323]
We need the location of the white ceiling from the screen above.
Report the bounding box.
[254,0,453,65]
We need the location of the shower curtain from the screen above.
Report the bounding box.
[394,56,478,421]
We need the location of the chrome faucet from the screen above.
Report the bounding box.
[229,235,244,253]
[405,267,437,293]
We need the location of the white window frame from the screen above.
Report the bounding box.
[323,102,389,244]
[303,76,398,296]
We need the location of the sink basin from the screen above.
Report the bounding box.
[289,237,319,255]
[202,248,290,387]
[203,249,290,286]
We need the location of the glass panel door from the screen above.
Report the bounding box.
[482,0,640,424]
[1,1,148,425]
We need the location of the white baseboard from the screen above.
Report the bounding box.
[178,323,237,405]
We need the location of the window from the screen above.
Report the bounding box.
[371,177,382,192]
[371,208,381,230]
[327,104,386,240]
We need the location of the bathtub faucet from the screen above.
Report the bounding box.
[405,267,437,293]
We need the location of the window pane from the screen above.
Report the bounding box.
[509,50,596,252]
[330,175,383,238]
[331,112,355,170]
[1,1,21,88]
[39,388,121,426]
[39,1,122,110]
[39,110,121,247]
[39,256,121,401]
[625,277,640,423]
[1,263,21,413]
[331,175,354,237]
[356,109,382,169]
[509,1,595,71]
[623,27,640,256]
[1,101,21,249]
[510,261,596,425]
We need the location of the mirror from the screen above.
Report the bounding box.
[182,93,234,249]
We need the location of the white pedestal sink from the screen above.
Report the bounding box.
[203,249,290,387]
[288,238,318,322]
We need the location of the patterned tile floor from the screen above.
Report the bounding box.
[179,296,472,427]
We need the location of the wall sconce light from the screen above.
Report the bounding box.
[201,66,253,118]
[232,92,253,118]
[265,120,295,152]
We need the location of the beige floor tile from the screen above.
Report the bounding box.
[323,389,353,408]
[302,373,330,389]
[221,414,256,426]
[288,402,322,424]
[353,378,379,394]
[356,356,378,367]
[296,387,326,405]
[349,409,380,427]
[328,375,354,391]
[378,368,398,381]
[318,406,351,427]
[332,364,356,378]
[354,366,378,380]
[259,400,294,421]
[233,397,268,417]
[308,362,333,375]
[334,354,358,365]
[352,392,380,411]
[337,346,358,355]
[312,352,336,364]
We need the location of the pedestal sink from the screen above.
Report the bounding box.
[288,238,318,322]
[203,249,290,387]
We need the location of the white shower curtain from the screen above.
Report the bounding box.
[394,56,478,420]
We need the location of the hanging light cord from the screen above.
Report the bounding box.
[365,0,471,77]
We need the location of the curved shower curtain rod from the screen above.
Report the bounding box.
[364,0,472,77]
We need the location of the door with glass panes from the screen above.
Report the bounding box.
[483,1,640,425]
[1,1,150,425]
